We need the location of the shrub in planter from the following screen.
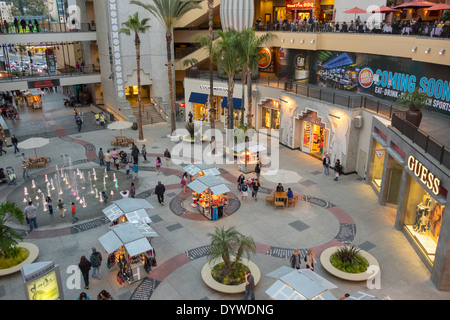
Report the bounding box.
[0,201,27,268]
[330,245,369,274]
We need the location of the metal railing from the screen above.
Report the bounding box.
[392,113,450,170]
[0,19,96,34]
[0,64,100,82]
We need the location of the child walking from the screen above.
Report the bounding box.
[71,202,79,224]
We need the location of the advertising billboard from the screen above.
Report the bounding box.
[22,261,64,300]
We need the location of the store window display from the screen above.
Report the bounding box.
[369,140,385,191]
[404,177,445,263]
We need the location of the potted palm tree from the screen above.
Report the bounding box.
[395,89,429,127]
[119,12,151,142]
[131,0,201,137]
[201,226,260,293]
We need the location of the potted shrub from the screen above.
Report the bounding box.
[201,226,260,293]
[0,201,39,273]
[395,89,429,127]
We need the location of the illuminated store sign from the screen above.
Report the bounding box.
[407,156,440,195]
[287,2,315,9]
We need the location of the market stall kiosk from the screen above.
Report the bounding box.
[233,143,267,173]
[183,163,221,182]
[21,89,42,109]
[99,223,158,285]
[102,198,154,225]
[187,175,230,220]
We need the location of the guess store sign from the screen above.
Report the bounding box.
[407,156,441,195]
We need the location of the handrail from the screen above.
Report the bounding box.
[0,64,100,82]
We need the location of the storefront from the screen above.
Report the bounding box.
[298,110,329,159]
[258,99,280,130]
[20,89,42,109]
[286,0,315,21]
[368,117,450,290]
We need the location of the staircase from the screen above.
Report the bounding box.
[132,103,166,125]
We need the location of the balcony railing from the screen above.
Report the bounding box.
[0,64,100,82]
[0,19,96,34]
[392,113,449,170]
[255,21,450,38]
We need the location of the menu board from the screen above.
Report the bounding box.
[25,269,60,300]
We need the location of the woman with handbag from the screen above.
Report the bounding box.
[78,256,92,289]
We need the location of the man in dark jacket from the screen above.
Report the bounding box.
[11,135,19,153]
[20,18,27,33]
[76,116,83,132]
[90,247,102,280]
[154,181,165,206]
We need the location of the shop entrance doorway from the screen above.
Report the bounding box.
[299,110,328,159]
[385,156,403,207]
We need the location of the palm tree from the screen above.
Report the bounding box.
[206,226,256,276]
[212,29,242,150]
[131,0,201,136]
[119,12,151,141]
[0,201,25,258]
[237,28,275,130]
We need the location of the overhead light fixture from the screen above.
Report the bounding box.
[412,46,417,52]
[439,49,445,55]
[328,113,341,119]
[425,48,431,54]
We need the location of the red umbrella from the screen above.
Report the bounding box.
[343,7,367,14]
[393,1,435,9]
[426,3,450,11]
[371,6,399,13]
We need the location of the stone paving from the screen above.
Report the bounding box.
[0,92,450,301]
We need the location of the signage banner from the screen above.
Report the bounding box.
[28,79,60,89]
[280,49,450,116]
[374,149,386,159]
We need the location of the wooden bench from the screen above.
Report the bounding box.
[36,161,46,168]
[274,201,285,210]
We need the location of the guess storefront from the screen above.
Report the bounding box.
[368,117,450,290]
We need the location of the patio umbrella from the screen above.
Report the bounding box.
[343,6,367,21]
[371,6,399,13]
[426,3,450,11]
[261,169,302,184]
[393,0,435,9]
[107,120,133,137]
[17,137,49,157]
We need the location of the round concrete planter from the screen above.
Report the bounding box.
[320,246,379,282]
[0,242,39,276]
[181,135,208,143]
[201,258,260,294]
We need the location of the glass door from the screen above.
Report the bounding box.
[302,122,311,154]
[385,156,403,206]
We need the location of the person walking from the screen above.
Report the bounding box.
[90,248,102,280]
[334,159,342,181]
[243,270,255,300]
[71,202,79,224]
[24,201,39,232]
[76,116,83,132]
[241,181,248,203]
[305,248,317,271]
[76,62,81,74]
[11,135,19,153]
[254,163,261,178]
[237,174,245,191]
[251,178,260,201]
[73,108,78,120]
[104,150,112,171]
[155,181,165,206]
[181,172,188,193]
[3,20,9,33]
[131,145,139,165]
[164,148,171,167]
[129,182,136,198]
[22,162,30,179]
[125,162,131,178]
[132,163,139,180]
[98,148,104,166]
[101,191,108,204]
[323,154,330,176]
[155,157,162,175]
[78,256,92,289]
[77,292,90,300]
[57,199,65,217]
[141,145,148,163]
[97,290,114,300]
[290,249,302,270]
[20,18,26,33]
[46,196,53,215]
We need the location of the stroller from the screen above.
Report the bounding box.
[120,151,128,164]
[6,167,16,185]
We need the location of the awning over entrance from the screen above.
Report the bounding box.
[221,97,242,110]
[189,92,209,105]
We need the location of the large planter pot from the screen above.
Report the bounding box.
[201,258,260,294]
[220,0,254,32]
[405,107,423,127]
[320,246,379,282]
[0,242,39,276]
